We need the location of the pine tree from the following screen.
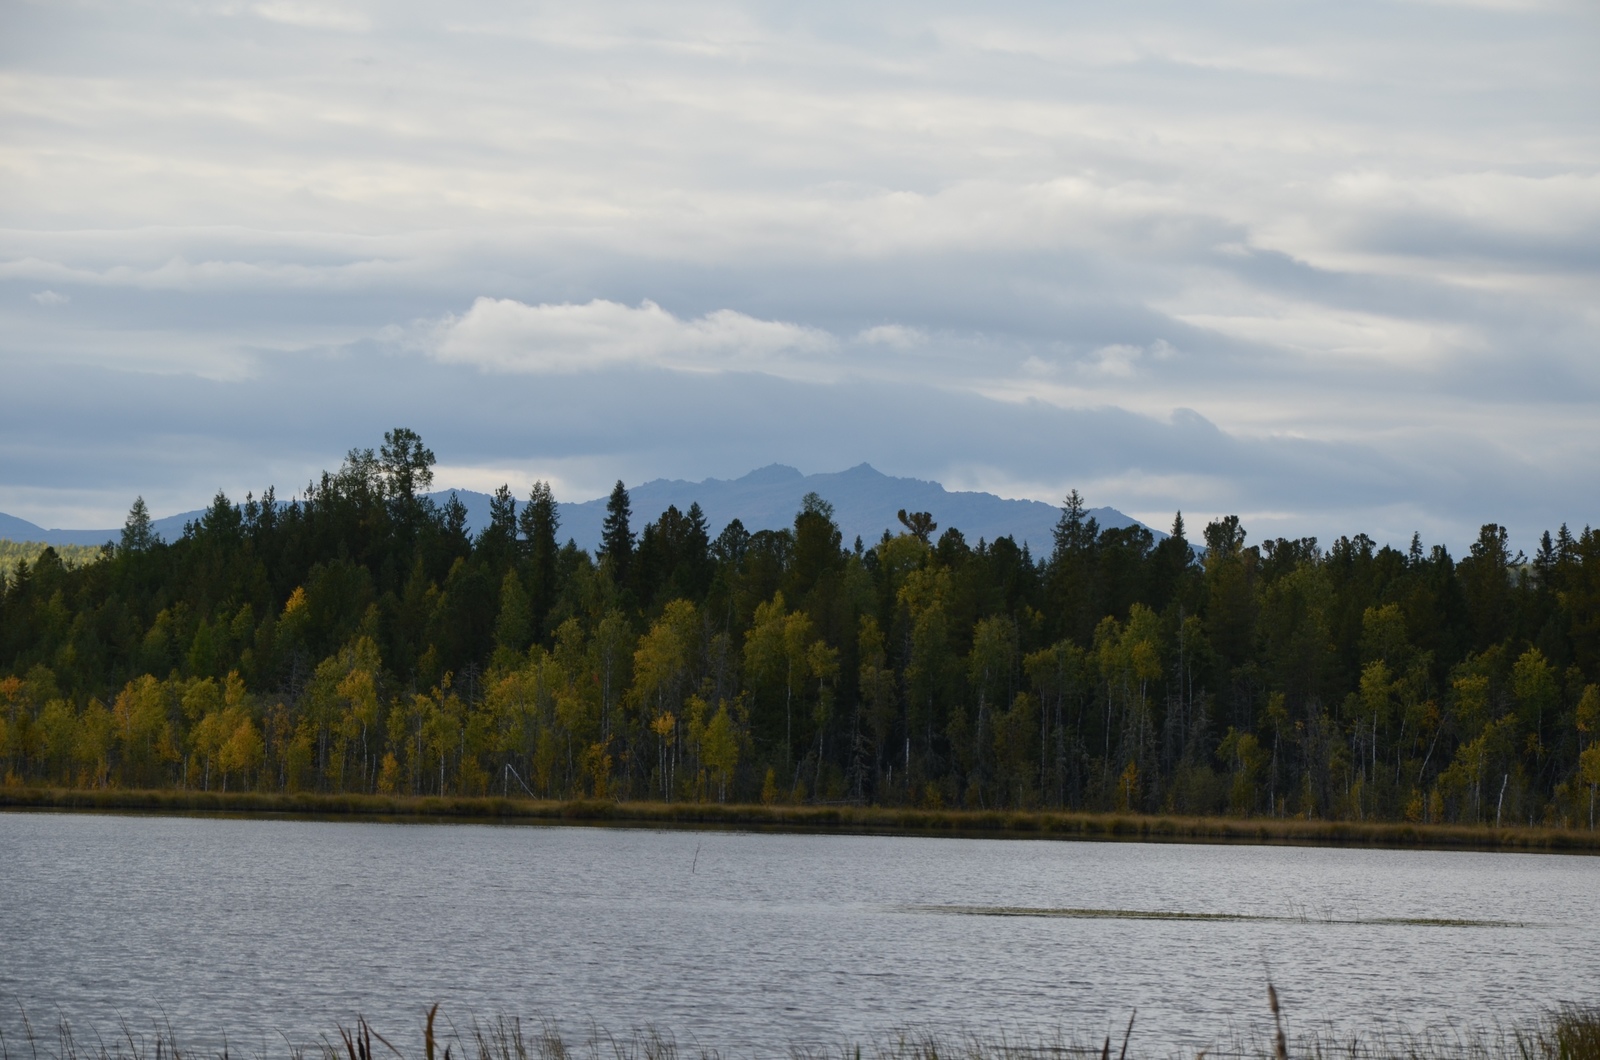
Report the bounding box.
[1052,490,1098,559]
[519,481,561,625]
[378,427,435,501]
[1148,511,1194,613]
[600,479,635,584]
[377,428,436,550]
[712,518,750,565]
[121,497,155,552]
[896,508,936,544]
[488,484,517,544]
[441,493,471,552]
[1048,489,1100,644]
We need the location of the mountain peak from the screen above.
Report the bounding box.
[737,463,804,485]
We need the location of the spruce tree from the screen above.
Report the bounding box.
[600,479,635,584]
[1048,489,1099,643]
[519,481,561,623]
[121,497,155,552]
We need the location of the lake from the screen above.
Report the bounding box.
[2,812,1597,1055]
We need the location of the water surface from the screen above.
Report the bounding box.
[2,812,1596,1053]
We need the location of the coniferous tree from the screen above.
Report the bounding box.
[379,427,435,502]
[519,481,561,628]
[1049,489,1100,643]
[484,485,517,555]
[12,425,1600,822]
[600,480,635,585]
[378,427,436,559]
[1149,511,1194,613]
[896,509,936,544]
[441,494,472,555]
[121,497,155,552]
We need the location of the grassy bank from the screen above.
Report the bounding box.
[5,1002,1600,1060]
[4,786,1599,853]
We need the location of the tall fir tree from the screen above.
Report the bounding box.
[1048,489,1100,644]
[121,497,155,552]
[519,480,561,626]
[600,479,635,585]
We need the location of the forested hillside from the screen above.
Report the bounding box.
[3,429,1598,826]
[0,540,102,576]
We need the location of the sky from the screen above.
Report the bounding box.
[2,0,1597,552]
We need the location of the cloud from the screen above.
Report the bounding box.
[856,324,927,350]
[1,254,418,293]
[1172,304,1481,365]
[30,290,68,306]
[2,0,1598,548]
[1081,344,1143,379]
[249,2,370,32]
[431,298,836,376]
[4,343,1592,555]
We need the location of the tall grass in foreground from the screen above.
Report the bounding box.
[3,1002,1598,1060]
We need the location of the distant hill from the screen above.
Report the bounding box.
[0,512,53,543]
[0,465,1159,554]
[438,463,1157,553]
[0,509,198,548]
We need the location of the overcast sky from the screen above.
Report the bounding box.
[2,0,1597,551]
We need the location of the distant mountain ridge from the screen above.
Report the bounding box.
[523,464,1157,552]
[0,509,197,549]
[0,464,1160,553]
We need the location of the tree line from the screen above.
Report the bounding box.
[3,428,1599,826]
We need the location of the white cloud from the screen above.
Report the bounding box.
[250,2,370,32]
[30,290,69,306]
[1175,304,1482,365]
[432,298,835,376]
[1082,344,1143,379]
[1,255,417,292]
[856,324,927,350]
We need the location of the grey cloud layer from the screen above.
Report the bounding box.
[2,0,1597,549]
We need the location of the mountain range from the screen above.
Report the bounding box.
[0,464,1159,553]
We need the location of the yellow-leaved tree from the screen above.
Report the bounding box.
[113,674,178,788]
[632,599,700,799]
[1577,684,1600,829]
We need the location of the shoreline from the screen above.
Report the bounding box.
[3,787,1598,853]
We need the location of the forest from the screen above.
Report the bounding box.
[3,428,1599,827]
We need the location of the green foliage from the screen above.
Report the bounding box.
[0,540,106,578]
[5,430,1600,825]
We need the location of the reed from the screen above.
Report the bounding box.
[3,1004,1599,1060]
[4,787,1600,854]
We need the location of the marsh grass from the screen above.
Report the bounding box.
[4,1003,1599,1060]
[3,788,1599,855]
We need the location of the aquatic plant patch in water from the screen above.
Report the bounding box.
[905,905,1529,927]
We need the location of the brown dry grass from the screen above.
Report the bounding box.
[3,787,1598,854]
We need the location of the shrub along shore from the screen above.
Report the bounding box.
[5,787,1599,853]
